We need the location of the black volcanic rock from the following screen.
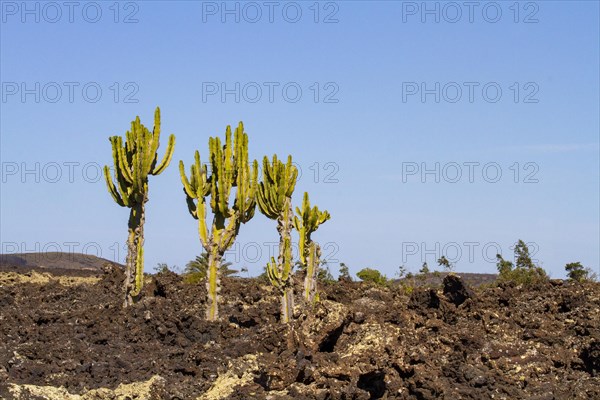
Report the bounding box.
[443,274,475,306]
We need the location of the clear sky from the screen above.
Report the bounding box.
[1,1,598,279]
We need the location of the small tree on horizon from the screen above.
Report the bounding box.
[496,254,514,276]
[356,268,387,286]
[317,263,336,284]
[565,262,596,282]
[496,240,547,285]
[437,256,453,272]
[154,263,181,274]
[338,262,352,282]
[397,264,408,279]
[514,240,535,270]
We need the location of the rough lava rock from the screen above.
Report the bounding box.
[0,268,599,399]
[443,274,475,306]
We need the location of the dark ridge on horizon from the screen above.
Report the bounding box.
[0,252,123,272]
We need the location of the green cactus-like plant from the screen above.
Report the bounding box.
[257,155,298,323]
[266,236,293,318]
[180,122,257,321]
[103,107,175,307]
[294,192,330,303]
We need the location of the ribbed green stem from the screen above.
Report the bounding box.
[304,243,320,303]
[277,198,295,321]
[294,192,330,305]
[257,155,298,324]
[104,107,175,308]
[180,122,257,321]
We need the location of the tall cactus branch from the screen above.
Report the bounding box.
[103,107,175,307]
[180,122,258,321]
[257,155,298,323]
[294,192,330,303]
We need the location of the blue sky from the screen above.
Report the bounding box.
[1,1,598,279]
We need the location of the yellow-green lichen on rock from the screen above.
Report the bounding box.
[7,375,165,400]
[197,354,260,400]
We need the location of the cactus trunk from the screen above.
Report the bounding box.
[124,202,145,307]
[124,231,136,307]
[281,288,294,324]
[278,199,294,322]
[303,242,321,303]
[205,246,221,321]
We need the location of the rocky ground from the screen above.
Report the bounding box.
[0,266,598,399]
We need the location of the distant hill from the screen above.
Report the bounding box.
[397,271,498,287]
[0,252,123,272]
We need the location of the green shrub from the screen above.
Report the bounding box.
[396,265,408,279]
[317,266,336,284]
[514,240,536,270]
[338,262,352,282]
[416,262,429,282]
[437,256,453,272]
[356,268,388,286]
[496,240,548,286]
[496,254,514,276]
[402,284,414,295]
[154,263,171,274]
[565,262,596,282]
[154,263,181,274]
